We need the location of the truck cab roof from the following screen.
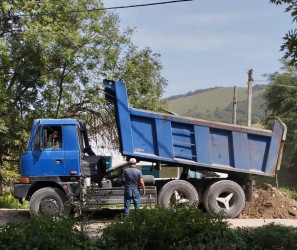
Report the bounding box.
[34,119,79,126]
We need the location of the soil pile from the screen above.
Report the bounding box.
[239,183,297,219]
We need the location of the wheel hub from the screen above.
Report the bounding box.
[174,191,189,204]
[39,198,60,215]
[216,192,234,210]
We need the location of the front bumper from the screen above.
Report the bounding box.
[12,183,31,199]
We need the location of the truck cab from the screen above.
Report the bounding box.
[13,118,108,214]
[21,119,81,177]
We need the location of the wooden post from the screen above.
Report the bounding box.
[247,69,253,127]
[232,86,237,125]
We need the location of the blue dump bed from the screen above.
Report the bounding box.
[104,80,287,176]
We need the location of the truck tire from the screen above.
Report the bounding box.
[30,187,67,215]
[158,180,199,208]
[203,180,245,218]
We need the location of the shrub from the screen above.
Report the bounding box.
[97,205,245,249]
[0,205,297,249]
[237,223,297,249]
[0,214,87,250]
[96,206,297,249]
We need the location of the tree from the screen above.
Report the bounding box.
[0,0,167,192]
[113,46,167,111]
[270,0,297,66]
[263,62,297,170]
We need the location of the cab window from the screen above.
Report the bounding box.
[44,127,62,149]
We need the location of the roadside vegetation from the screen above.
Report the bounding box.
[0,191,28,209]
[1,205,297,249]
[280,188,297,201]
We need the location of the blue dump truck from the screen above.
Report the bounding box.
[13,80,287,218]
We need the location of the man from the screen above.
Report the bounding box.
[51,131,61,148]
[124,158,146,216]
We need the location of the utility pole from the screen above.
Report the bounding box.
[247,69,253,127]
[232,86,237,125]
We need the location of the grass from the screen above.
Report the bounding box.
[279,187,297,201]
[0,192,29,209]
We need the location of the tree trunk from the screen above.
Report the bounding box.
[0,157,3,196]
[0,148,6,196]
[55,65,66,118]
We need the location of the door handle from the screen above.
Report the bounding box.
[56,159,62,164]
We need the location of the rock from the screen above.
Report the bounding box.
[288,209,297,216]
[262,183,273,190]
[264,202,273,208]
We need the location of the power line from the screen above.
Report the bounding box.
[1,0,193,18]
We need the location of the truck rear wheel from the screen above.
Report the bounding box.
[30,187,67,215]
[203,180,245,218]
[158,180,199,208]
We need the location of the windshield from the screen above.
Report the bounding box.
[25,124,35,151]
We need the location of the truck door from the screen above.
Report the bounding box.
[31,126,65,176]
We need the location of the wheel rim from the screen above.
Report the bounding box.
[215,191,235,211]
[39,198,60,215]
[169,190,190,208]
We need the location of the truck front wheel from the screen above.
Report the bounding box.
[203,180,245,218]
[158,180,199,208]
[30,187,67,215]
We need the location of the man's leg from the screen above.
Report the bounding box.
[132,189,141,210]
[124,189,132,216]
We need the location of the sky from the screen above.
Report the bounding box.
[101,0,294,97]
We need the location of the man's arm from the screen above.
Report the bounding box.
[140,178,146,195]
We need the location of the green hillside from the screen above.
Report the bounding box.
[167,85,266,126]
